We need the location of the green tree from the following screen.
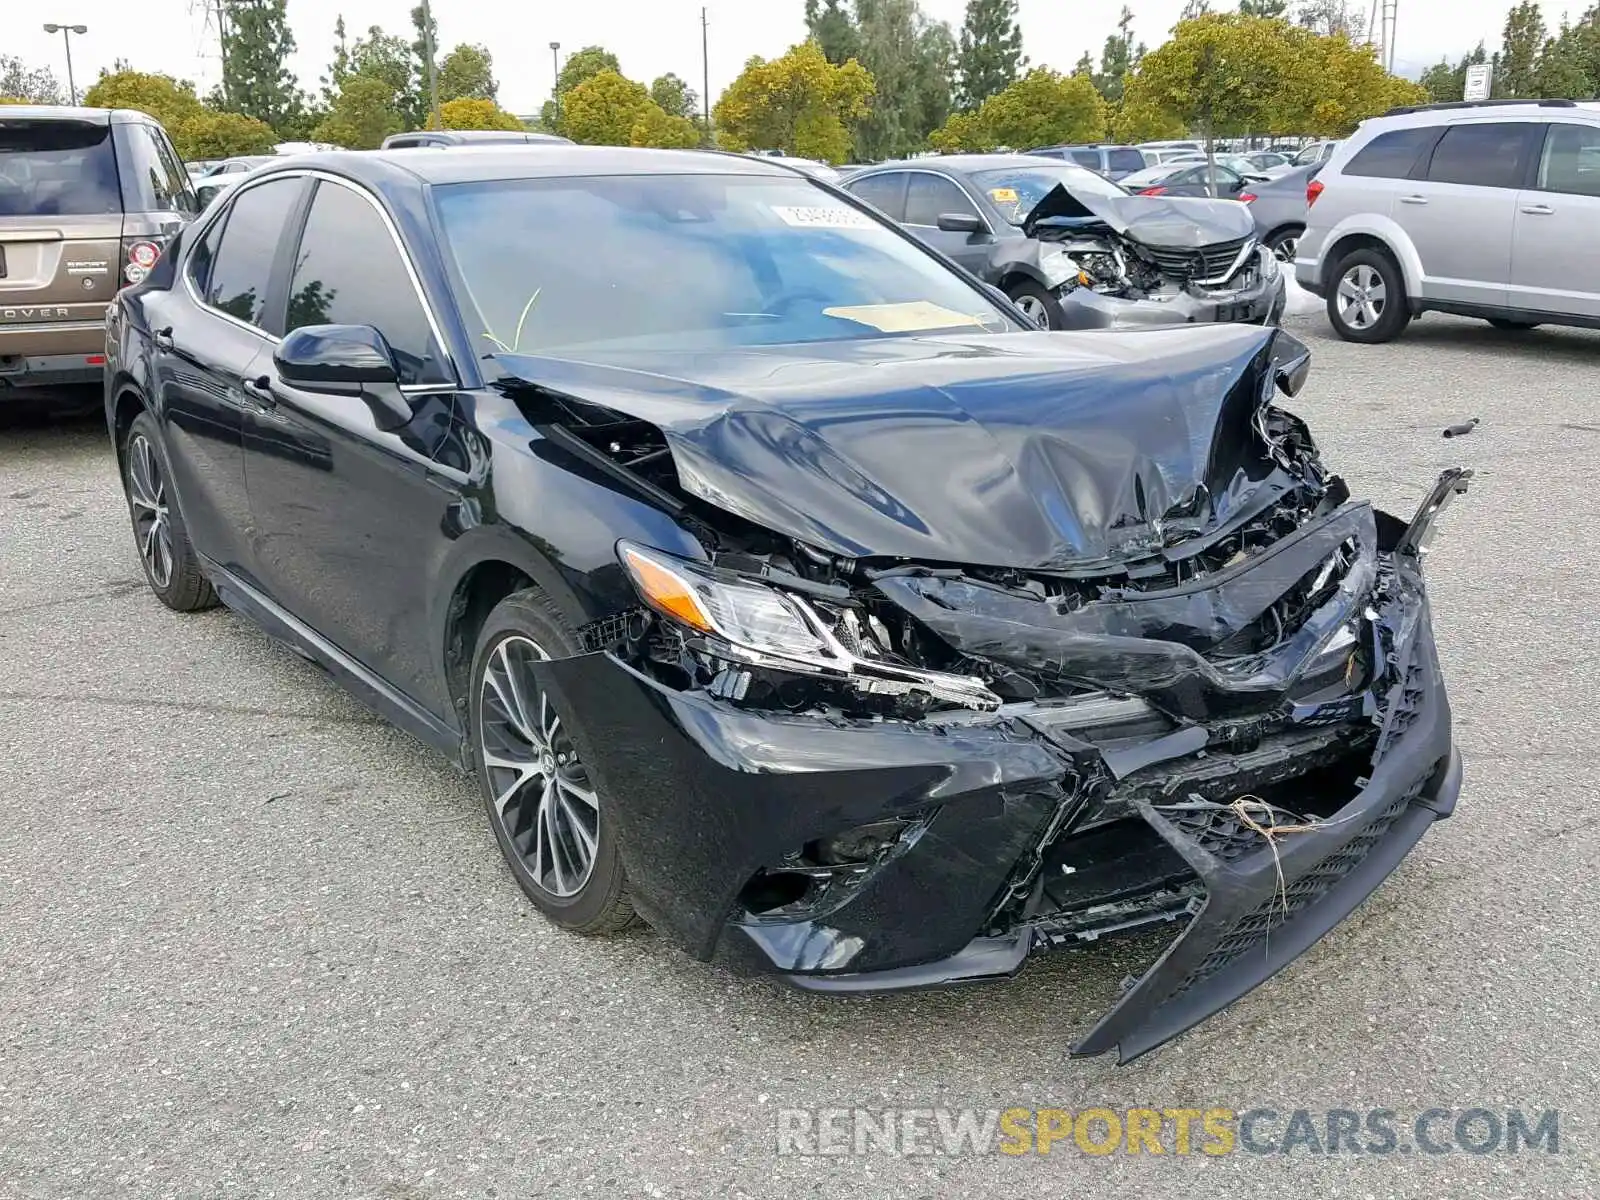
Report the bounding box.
[1293,0,1364,39]
[1497,1,1548,98]
[562,70,655,145]
[956,0,1026,110]
[1239,0,1288,15]
[631,105,702,148]
[649,72,698,118]
[542,45,624,132]
[219,0,302,132]
[83,70,203,132]
[438,97,522,130]
[0,56,64,104]
[410,2,440,123]
[180,109,279,157]
[850,0,953,160]
[319,15,352,106]
[936,67,1105,150]
[1534,24,1595,98]
[1094,8,1141,102]
[439,44,497,103]
[313,72,404,148]
[347,26,417,123]
[910,20,957,146]
[714,41,875,163]
[1282,28,1428,135]
[805,0,862,64]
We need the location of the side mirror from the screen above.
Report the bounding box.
[273,324,413,431]
[936,211,984,234]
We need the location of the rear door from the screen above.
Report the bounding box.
[1509,120,1600,319]
[901,171,994,276]
[244,177,461,716]
[0,114,124,369]
[1400,120,1538,307]
[154,174,307,579]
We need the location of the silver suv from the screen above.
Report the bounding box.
[1295,98,1600,342]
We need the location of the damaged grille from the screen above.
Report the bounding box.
[1141,237,1251,283]
[1373,658,1426,763]
[1167,765,1437,998]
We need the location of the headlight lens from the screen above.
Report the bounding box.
[618,541,827,658]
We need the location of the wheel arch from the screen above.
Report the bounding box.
[1316,214,1421,298]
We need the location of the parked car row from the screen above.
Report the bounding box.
[99,141,1465,1063]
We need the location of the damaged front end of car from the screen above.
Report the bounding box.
[502,325,1465,1062]
[1021,183,1287,329]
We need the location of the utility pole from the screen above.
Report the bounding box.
[550,42,562,127]
[421,0,441,127]
[701,7,712,146]
[42,23,88,104]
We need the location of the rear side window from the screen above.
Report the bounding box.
[186,214,225,296]
[1107,148,1145,174]
[1424,122,1533,189]
[904,173,977,225]
[844,172,907,221]
[205,177,301,327]
[116,123,197,215]
[0,119,121,216]
[1069,149,1100,168]
[1342,127,1437,179]
[1536,123,1600,197]
[284,180,450,385]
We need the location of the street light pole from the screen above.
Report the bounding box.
[550,42,562,127]
[42,23,88,105]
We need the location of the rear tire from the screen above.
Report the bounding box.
[1005,280,1066,330]
[469,588,636,935]
[1486,318,1540,331]
[1325,248,1408,344]
[120,410,218,612]
[1264,226,1302,264]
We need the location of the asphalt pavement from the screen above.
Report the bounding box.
[2,309,1597,1198]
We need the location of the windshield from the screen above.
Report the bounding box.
[968,165,1126,225]
[0,120,120,216]
[433,173,1015,356]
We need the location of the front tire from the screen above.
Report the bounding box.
[1325,248,1408,344]
[121,410,217,612]
[469,588,635,935]
[1006,280,1066,330]
[1264,226,1302,264]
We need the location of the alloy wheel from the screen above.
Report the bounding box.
[1336,263,1386,330]
[1270,235,1298,263]
[478,635,599,898]
[1013,294,1049,328]
[126,434,174,589]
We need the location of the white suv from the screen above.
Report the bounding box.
[1295,98,1600,342]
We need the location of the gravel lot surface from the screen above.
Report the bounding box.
[3,310,1597,1198]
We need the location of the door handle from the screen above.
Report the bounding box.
[153,325,174,351]
[1399,195,1428,205]
[241,374,275,409]
[1520,203,1554,215]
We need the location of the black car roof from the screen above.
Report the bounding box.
[258,146,807,188]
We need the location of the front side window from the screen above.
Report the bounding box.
[903,174,978,226]
[1343,127,1438,179]
[1107,148,1145,174]
[1536,122,1600,197]
[1070,149,1100,169]
[968,164,1127,224]
[205,177,301,327]
[844,172,907,220]
[285,181,450,385]
[1425,123,1533,188]
[434,173,1015,357]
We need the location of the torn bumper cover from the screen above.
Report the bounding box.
[1056,256,1286,330]
[528,482,1464,1063]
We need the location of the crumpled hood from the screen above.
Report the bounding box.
[1022,182,1255,246]
[495,325,1309,570]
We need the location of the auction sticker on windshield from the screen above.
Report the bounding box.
[988,187,1019,203]
[771,205,877,229]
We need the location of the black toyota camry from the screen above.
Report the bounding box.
[104,147,1466,1062]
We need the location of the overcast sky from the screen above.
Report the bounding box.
[11,0,1587,114]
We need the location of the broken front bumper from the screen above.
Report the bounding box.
[1058,249,1287,331]
[529,565,1460,1063]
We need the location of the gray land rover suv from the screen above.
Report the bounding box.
[1296,98,1600,342]
[1,106,196,396]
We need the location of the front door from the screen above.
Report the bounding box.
[1400,121,1537,308]
[243,176,461,718]
[1509,121,1600,319]
[902,172,994,276]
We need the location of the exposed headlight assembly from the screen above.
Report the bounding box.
[617,541,1001,711]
